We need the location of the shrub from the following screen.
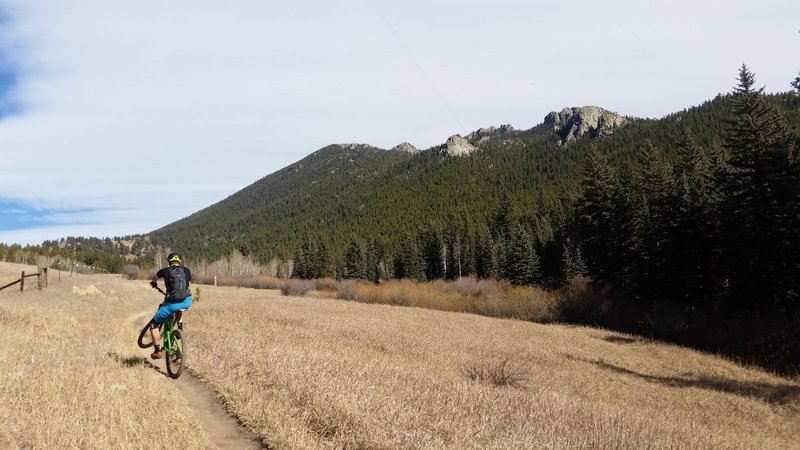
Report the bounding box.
[335,279,362,301]
[314,278,340,293]
[556,276,629,328]
[280,279,314,296]
[121,265,141,280]
[239,276,281,290]
[463,355,528,388]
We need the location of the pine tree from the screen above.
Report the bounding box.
[629,142,674,304]
[718,65,799,308]
[421,229,445,280]
[490,192,516,242]
[670,127,719,310]
[393,233,425,281]
[575,148,624,283]
[562,240,588,281]
[343,239,366,279]
[505,223,540,285]
[365,239,384,283]
[474,231,497,279]
[291,230,313,279]
[716,65,800,370]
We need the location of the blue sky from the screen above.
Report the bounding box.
[0,0,798,246]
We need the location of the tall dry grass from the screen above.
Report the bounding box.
[3,262,800,449]
[187,284,800,449]
[0,262,211,449]
[332,277,561,323]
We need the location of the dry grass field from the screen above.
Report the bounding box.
[1,261,799,449]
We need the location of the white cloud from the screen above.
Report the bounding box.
[0,0,798,245]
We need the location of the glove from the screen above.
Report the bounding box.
[150,280,158,288]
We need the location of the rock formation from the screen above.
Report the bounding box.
[465,124,516,145]
[543,106,626,146]
[439,134,477,157]
[391,142,419,154]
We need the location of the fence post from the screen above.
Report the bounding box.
[43,268,48,288]
[20,271,24,291]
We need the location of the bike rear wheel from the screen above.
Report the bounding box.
[137,322,161,349]
[165,329,186,379]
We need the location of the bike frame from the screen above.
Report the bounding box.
[162,313,179,357]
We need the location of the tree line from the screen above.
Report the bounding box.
[291,66,800,373]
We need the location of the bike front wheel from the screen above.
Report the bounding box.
[165,329,186,379]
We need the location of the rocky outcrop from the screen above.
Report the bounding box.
[391,142,419,154]
[465,124,516,145]
[544,106,626,146]
[439,134,477,157]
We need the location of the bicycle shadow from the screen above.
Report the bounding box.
[563,353,800,406]
[106,351,172,378]
[106,351,149,368]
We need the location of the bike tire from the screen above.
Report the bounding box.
[137,322,156,349]
[165,328,186,379]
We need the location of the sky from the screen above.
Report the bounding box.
[0,0,798,246]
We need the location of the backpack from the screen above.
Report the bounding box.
[166,266,190,301]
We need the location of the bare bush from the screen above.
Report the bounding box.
[280,278,314,296]
[314,277,340,293]
[463,355,529,388]
[121,264,141,280]
[443,276,511,298]
[335,279,362,301]
[477,286,560,323]
[556,276,628,327]
[238,276,281,290]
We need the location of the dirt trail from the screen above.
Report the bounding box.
[134,314,265,449]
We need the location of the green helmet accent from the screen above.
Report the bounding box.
[167,252,182,263]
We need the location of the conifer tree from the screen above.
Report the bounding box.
[505,223,541,285]
[421,229,445,280]
[629,142,674,304]
[490,192,516,242]
[670,127,719,308]
[473,231,497,279]
[365,239,385,283]
[291,230,313,279]
[562,240,588,281]
[343,239,366,279]
[718,65,799,312]
[393,233,425,281]
[575,148,625,283]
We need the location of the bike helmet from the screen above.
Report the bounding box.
[167,252,182,264]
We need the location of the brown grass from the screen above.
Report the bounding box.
[2,262,799,449]
[0,262,212,449]
[188,285,800,449]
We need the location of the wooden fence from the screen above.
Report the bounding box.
[0,268,48,291]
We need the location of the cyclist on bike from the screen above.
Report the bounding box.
[148,252,193,359]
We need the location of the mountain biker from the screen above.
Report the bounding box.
[148,252,192,359]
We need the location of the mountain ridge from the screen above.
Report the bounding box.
[144,104,641,262]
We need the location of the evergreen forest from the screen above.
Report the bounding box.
[3,65,800,373]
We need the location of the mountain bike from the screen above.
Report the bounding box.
[137,286,187,379]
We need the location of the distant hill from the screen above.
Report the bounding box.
[146,105,648,263]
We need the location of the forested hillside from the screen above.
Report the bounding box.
[4,66,799,373]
